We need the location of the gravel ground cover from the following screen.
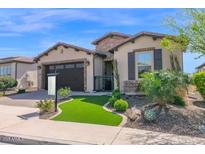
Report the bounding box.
[123,91,205,138]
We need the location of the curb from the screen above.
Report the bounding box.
[0,131,95,145]
[103,102,127,127]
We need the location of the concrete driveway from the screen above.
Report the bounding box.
[0,90,111,108]
[0,90,53,108]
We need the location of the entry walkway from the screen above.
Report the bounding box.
[1,105,205,145]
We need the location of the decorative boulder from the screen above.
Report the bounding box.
[126,107,141,121]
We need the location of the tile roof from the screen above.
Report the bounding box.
[34,42,96,61]
[92,32,131,45]
[108,31,174,51]
[0,56,34,64]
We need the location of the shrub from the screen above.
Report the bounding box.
[17,89,26,94]
[58,87,71,99]
[0,76,17,95]
[109,89,121,107]
[36,99,54,112]
[112,89,121,99]
[172,96,186,107]
[114,99,128,112]
[140,70,189,107]
[193,71,205,99]
[140,70,189,121]
[108,96,117,107]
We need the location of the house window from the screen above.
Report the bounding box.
[65,64,75,69]
[76,63,84,68]
[49,65,55,70]
[135,51,153,78]
[0,64,11,76]
[55,65,64,70]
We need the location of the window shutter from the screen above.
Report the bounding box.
[128,52,135,80]
[154,49,162,70]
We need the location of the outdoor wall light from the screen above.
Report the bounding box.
[37,66,41,70]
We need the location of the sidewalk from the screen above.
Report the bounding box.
[1,105,205,145]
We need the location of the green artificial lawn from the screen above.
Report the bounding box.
[52,96,122,126]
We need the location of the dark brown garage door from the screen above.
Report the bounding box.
[45,62,84,91]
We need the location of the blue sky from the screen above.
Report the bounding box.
[0,8,204,73]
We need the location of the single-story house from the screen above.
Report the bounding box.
[0,56,37,89]
[196,63,205,72]
[34,31,183,93]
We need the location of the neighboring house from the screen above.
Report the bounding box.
[196,63,205,72]
[34,31,183,94]
[0,56,37,90]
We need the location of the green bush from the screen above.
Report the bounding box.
[108,96,117,107]
[0,76,17,95]
[17,89,26,94]
[112,89,121,99]
[172,96,186,107]
[193,71,205,99]
[114,99,128,112]
[36,99,54,112]
[140,70,189,107]
[58,87,71,99]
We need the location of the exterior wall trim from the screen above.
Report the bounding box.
[40,58,88,66]
[133,47,155,52]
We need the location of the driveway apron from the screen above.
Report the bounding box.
[0,90,53,108]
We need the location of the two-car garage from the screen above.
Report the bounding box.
[35,42,95,92]
[45,62,85,91]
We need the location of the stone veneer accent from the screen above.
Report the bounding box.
[37,65,45,89]
[123,80,140,94]
[96,35,127,52]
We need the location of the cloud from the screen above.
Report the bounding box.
[0,47,19,51]
[39,33,96,51]
[21,9,140,26]
[0,47,38,57]
[0,32,22,37]
[0,8,180,41]
[0,9,143,34]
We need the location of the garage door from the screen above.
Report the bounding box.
[45,62,84,91]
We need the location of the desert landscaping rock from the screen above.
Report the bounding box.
[125,107,141,121]
[123,91,205,138]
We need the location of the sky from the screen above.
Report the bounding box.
[0,8,204,73]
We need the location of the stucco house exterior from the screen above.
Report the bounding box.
[0,56,37,89]
[34,31,183,93]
